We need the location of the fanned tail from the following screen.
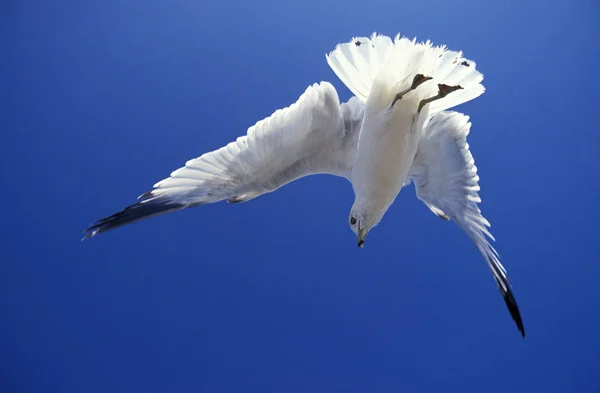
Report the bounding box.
[326,33,485,111]
[428,50,485,113]
[326,33,396,102]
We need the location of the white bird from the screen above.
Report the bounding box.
[83,33,524,337]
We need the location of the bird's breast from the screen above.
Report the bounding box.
[351,100,425,206]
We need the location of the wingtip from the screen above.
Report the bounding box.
[80,197,187,242]
[81,216,108,241]
[81,229,98,241]
[501,285,526,338]
[486,257,525,338]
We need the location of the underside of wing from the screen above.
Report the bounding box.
[83,82,364,239]
[409,111,525,337]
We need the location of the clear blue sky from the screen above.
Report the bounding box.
[2,0,599,392]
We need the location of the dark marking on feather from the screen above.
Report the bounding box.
[354,40,362,47]
[489,257,526,338]
[82,193,187,240]
[461,60,470,67]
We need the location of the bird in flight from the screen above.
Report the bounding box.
[83,33,525,337]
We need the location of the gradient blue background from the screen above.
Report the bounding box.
[2,0,599,392]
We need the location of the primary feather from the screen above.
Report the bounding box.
[409,111,525,337]
[83,82,364,239]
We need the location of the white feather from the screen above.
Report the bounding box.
[326,33,485,113]
[141,82,365,206]
[408,111,510,288]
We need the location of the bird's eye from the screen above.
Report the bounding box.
[350,217,357,225]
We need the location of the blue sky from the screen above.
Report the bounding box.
[2,0,599,392]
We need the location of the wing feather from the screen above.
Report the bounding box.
[83,82,365,239]
[409,111,525,337]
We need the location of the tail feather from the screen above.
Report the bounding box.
[428,51,485,113]
[326,33,485,112]
[326,33,396,102]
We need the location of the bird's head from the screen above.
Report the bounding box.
[348,199,385,248]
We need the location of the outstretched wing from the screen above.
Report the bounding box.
[408,111,525,337]
[83,82,365,240]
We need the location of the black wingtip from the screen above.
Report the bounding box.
[487,258,525,338]
[501,285,525,338]
[81,194,186,240]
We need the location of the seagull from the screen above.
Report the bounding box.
[83,33,525,337]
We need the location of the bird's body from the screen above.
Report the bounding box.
[351,77,432,231]
[83,33,525,337]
